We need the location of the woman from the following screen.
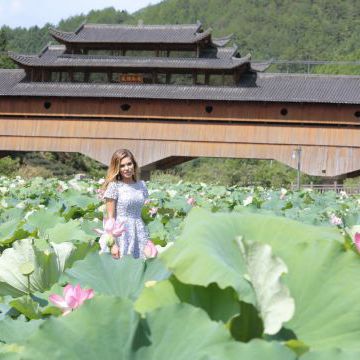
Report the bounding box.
[102,149,150,259]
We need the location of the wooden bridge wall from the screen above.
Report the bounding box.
[1,96,360,177]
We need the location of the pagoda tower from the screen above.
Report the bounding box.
[9,21,264,86]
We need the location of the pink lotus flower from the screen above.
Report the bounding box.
[354,233,360,253]
[148,207,158,217]
[49,284,94,316]
[187,197,196,206]
[330,213,342,226]
[143,240,158,258]
[94,218,125,254]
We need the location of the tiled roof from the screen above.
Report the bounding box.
[49,23,212,44]
[0,70,359,104]
[216,46,239,59]
[212,34,233,47]
[251,61,272,72]
[9,51,250,71]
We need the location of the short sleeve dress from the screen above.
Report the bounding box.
[103,180,149,259]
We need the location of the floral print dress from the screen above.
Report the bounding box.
[103,180,149,258]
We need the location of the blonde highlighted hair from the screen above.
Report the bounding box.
[102,149,139,190]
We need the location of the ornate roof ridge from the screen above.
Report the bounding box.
[81,22,202,29]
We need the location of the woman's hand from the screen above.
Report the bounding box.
[110,244,120,259]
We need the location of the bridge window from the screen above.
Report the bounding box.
[44,101,52,110]
[355,111,360,118]
[120,104,131,111]
[205,105,213,113]
[89,73,108,83]
[280,108,288,116]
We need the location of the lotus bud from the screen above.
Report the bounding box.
[105,234,115,247]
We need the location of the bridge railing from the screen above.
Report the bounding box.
[291,182,360,195]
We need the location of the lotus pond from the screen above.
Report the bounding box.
[0,176,360,359]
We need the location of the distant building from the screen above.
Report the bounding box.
[0,22,360,178]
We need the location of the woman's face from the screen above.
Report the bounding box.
[119,156,135,180]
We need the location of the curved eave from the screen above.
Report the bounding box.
[7,52,251,72]
[48,27,75,44]
[251,62,272,72]
[194,28,212,43]
[212,34,234,47]
[8,52,39,67]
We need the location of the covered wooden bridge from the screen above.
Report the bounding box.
[1,22,360,178]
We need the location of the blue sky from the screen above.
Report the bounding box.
[0,0,163,28]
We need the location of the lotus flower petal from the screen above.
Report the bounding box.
[112,222,125,237]
[48,294,68,309]
[63,284,76,304]
[94,228,104,235]
[354,233,360,253]
[144,241,158,258]
[104,218,115,232]
[99,235,109,254]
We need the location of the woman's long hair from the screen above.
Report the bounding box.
[102,149,139,190]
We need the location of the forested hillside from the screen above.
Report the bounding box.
[0,1,359,73]
[134,0,360,74]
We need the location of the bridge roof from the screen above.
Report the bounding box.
[49,22,212,45]
[0,69,359,104]
[9,51,251,71]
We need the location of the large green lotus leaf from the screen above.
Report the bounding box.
[170,277,241,322]
[237,237,295,335]
[163,209,360,351]
[147,218,168,244]
[9,295,42,319]
[44,220,93,244]
[135,278,241,322]
[161,215,255,304]
[279,240,360,351]
[0,316,43,344]
[65,252,170,300]
[135,303,295,360]
[0,208,24,222]
[229,301,264,343]
[24,210,65,235]
[61,189,96,209]
[0,239,76,297]
[302,349,360,360]
[134,280,180,315]
[19,296,139,359]
[207,339,297,360]
[0,220,28,246]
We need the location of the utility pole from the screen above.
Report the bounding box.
[292,147,302,190]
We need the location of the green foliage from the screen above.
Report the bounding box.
[1,176,360,357]
[135,0,360,71]
[166,158,321,187]
[0,157,20,177]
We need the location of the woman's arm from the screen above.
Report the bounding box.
[105,198,116,219]
[105,198,120,258]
